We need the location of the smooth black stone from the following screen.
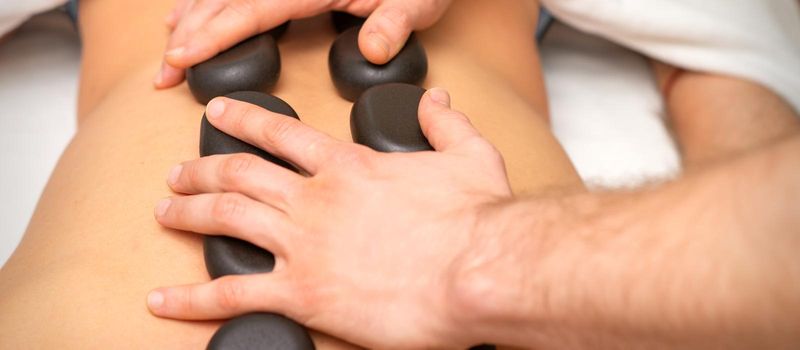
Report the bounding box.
[204,236,276,279]
[207,313,315,350]
[351,83,432,152]
[469,345,496,350]
[268,21,290,39]
[200,91,298,279]
[330,11,365,33]
[329,27,427,102]
[187,34,281,104]
[199,91,297,166]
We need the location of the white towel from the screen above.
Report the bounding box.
[540,0,800,113]
[0,0,66,36]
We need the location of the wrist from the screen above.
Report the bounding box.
[444,196,578,347]
[443,134,800,348]
[447,181,750,349]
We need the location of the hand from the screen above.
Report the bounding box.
[148,88,513,348]
[154,0,453,89]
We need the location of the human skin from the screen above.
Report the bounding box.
[155,0,454,89]
[0,0,581,348]
[150,92,800,348]
[146,4,800,346]
[651,61,800,166]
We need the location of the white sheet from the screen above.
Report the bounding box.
[542,23,681,188]
[0,0,66,36]
[0,13,678,266]
[0,12,79,265]
[541,0,800,113]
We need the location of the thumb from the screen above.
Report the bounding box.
[418,88,484,153]
[358,0,450,64]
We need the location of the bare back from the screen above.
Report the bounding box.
[0,0,580,348]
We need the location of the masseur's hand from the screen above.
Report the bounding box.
[154,0,453,89]
[149,89,512,348]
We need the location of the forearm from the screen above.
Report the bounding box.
[652,61,800,167]
[459,133,800,348]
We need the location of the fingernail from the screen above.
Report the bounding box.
[367,32,390,60]
[427,88,451,107]
[155,198,172,217]
[165,46,185,58]
[147,290,165,310]
[206,98,226,119]
[167,165,182,186]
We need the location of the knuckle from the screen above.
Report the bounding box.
[215,278,245,311]
[327,0,347,10]
[427,111,464,135]
[285,280,319,323]
[302,137,331,164]
[183,162,203,189]
[181,287,196,315]
[441,110,470,124]
[328,0,356,11]
[262,117,296,148]
[449,268,510,322]
[211,193,246,226]
[332,147,373,170]
[167,198,187,222]
[229,0,258,14]
[461,135,491,153]
[419,0,449,26]
[379,6,412,31]
[427,116,451,135]
[340,0,377,14]
[465,137,504,164]
[231,106,255,136]
[219,154,255,186]
[225,0,261,32]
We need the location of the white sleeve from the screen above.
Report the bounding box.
[540,0,800,113]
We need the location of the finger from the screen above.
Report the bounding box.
[358,4,414,65]
[165,0,194,30]
[167,1,227,57]
[155,1,226,88]
[164,0,344,71]
[155,193,293,255]
[358,0,451,64]
[147,273,299,320]
[154,61,187,89]
[205,97,347,174]
[417,88,484,153]
[168,153,303,208]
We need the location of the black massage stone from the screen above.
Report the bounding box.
[207,313,315,350]
[351,83,432,152]
[329,27,428,101]
[200,91,298,278]
[187,34,281,104]
[330,11,365,33]
[268,21,290,40]
[199,91,297,168]
[469,345,497,350]
[203,236,275,279]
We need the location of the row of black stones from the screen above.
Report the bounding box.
[333,16,494,350]
[186,12,493,349]
[191,22,316,350]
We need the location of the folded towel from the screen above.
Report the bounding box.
[541,0,800,113]
[0,0,67,36]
